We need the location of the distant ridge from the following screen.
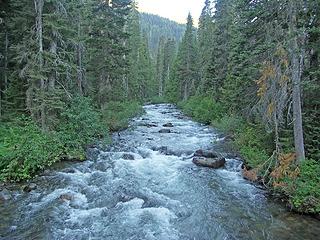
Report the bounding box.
[140,12,186,57]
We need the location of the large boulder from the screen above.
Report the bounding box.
[192,157,226,169]
[159,129,171,133]
[163,123,174,128]
[194,149,219,158]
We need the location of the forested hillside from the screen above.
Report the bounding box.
[140,13,185,57]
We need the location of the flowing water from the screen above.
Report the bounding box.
[0,104,319,240]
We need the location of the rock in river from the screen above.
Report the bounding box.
[163,123,174,128]
[0,188,12,202]
[194,149,219,158]
[159,129,171,133]
[122,153,135,160]
[22,183,37,192]
[192,157,226,169]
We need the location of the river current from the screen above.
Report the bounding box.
[0,104,319,240]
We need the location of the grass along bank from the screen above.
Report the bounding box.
[178,95,320,217]
[0,98,143,182]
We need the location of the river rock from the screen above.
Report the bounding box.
[95,161,111,172]
[139,123,157,128]
[163,123,174,128]
[122,153,135,160]
[159,129,171,133]
[59,193,73,202]
[0,189,12,202]
[63,168,76,174]
[192,157,226,169]
[22,183,37,192]
[194,149,219,158]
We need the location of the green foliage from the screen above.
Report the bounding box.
[179,95,223,124]
[0,97,107,182]
[212,114,244,134]
[148,96,169,104]
[286,160,320,214]
[213,115,272,168]
[235,125,273,168]
[102,101,144,131]
[57,97,107,160]
[0,117,63,181]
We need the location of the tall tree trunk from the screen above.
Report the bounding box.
[4,30,8,93]
[48,40,57,91]
[1,30,9,117]
[289,0,306,162]
[35,0,46,131]
[77,13,84,96]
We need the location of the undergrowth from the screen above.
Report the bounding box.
[0,98,142,182]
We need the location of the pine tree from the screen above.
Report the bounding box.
[197,0,215,94]
[174,13,198,101]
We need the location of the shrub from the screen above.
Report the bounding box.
[287,160,320,214]
[148,96,168,104]
[179,95,223,124]
[0,96,107,182]
[57,96,107,159]
[102,101,144,131]
[0,117,63,181]
[212,115,244,134]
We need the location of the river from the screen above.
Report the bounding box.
[0,104,319,240]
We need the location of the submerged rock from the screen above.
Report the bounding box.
[159,129,171,133]
[192,157,226,169]
[163,123,174,128]
[22,183,37,192]
[94,161,111,172]
[59,194,73,202]
[0,188,12,202]
[139,123,157,128]
[122,153,135,160]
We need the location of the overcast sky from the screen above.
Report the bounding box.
[137,0,203,25]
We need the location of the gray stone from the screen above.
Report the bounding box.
[192,157,226,169]
[163,123,174,128]
[0,189,12,202]
[122,153,135,160]
[194,149,219,158]
[159,129,171,133]
[22,183,37,192]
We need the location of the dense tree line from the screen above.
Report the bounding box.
[164,0,320,214]
[0,0,158,181]
[0,0,158,121]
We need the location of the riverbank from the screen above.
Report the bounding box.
[177,96,320,218]
[0,98,143,182]
[1,104,319,239]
